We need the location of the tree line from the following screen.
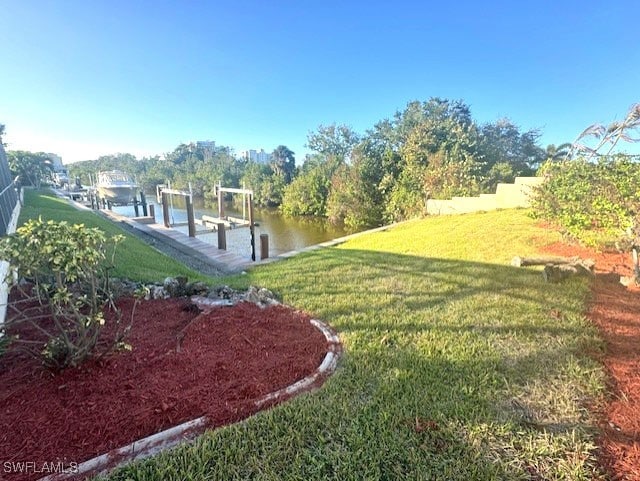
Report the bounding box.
[5,98,562,229]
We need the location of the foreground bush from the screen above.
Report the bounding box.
[0,218,127,369]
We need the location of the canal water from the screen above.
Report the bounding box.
[112,195,351,259]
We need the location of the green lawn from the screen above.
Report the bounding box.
[18,191,606,479]
[18,190,209,283]
[104,209,605,480]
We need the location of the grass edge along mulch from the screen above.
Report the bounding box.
[97,209,609,481]
[541,241,640,480]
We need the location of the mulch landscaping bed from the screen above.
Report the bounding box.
[0,297,328,481]
[542,242,640,480]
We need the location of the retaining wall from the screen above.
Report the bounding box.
[425,176,543,215]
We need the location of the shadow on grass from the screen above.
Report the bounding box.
[140,246,604,480]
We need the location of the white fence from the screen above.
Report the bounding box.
[0,143,22,326]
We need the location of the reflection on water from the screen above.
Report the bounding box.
[112,196,352,260]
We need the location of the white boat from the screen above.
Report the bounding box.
[96,170,138,205]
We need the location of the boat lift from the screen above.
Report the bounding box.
[158,183,261,261]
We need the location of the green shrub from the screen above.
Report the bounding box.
[281,164,333,217]
[531,157,640,246]
[0,218,127,369]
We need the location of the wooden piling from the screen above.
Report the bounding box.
[140,191,148,216]
[260,233,269,260]
[217,223,226,250]
[248,193,255,261]
[133,197,140,217]
[217,184,224,219]
[161,192,171,227]
[186,196,196,237]
[148,204,155,220]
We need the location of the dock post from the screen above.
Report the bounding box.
[186,196,196,237]
[260,234,269,260]
[217,223,226,250]
[161,192,171,227]
[133,197,139,217]
[148,204,155,220]
[217,183,224,219]
[140,191,148,216]
[248,193,255,261]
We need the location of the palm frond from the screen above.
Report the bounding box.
[575,124,605,141]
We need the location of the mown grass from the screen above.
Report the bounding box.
[94,209,606,480]
[18,190,208,283]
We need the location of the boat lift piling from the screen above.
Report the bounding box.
[156,184,264,261]
[215,185,259,260]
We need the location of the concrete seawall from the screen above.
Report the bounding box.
[425,177,543,215]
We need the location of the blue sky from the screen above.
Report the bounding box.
[1,1,639,163]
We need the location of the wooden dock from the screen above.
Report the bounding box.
[61,190,402,274]
[99,210,252,273]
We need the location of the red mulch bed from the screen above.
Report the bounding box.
[0,297,328,481]
[542,241,640,480]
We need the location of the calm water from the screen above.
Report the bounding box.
[112,195,351,259]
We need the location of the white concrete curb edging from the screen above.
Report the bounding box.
[255,319,341,408]
[39,311,342,481]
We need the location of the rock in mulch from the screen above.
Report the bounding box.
[132,276,279,307]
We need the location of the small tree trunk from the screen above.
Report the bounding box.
[512,256,582,267]
[542,263,594,283]
[513,255,595,282]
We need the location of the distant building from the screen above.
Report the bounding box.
[195,140,216,157]
[240,149,272,164]
[195,140,216,150]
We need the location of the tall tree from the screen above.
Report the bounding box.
[7,151,52,188]
[270,145,296,183]
[477,119,545,191]
[478,119,545,173]
[306,124,360,161]
[545,143,573,162]
[390,98,481,210]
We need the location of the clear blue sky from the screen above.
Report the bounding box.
[1,0,639,163]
